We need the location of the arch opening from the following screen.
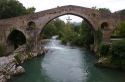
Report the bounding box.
[40,14,95,48]
[42,13,95,33]
[27,21,36,30]
[101,22,109,31]
[7,29,26,50]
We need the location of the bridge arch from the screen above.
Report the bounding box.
[38,12,96,35]
[38,14,96,46]
[38,11,97,37]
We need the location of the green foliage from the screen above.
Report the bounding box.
[25,7,35,14]
[116,9,125,16]
[109,40,125,66]
[27,52,33,60]
[78,21,94,47]
[0,0,35,19]
[0,44,6,57]
[42,18,94,47]
[95,29,103,44]
[98,8,111,13]
[113,21,125,38]
[42,19,65,39]
[61,22,75,44]
[92,13,96,17]
[14,55,21,64]
[61,20,94,47]
[98,40,125,67]
[99,43,110,56]
[111,40,125,59]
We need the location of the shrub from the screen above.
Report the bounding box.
[14,55,21,64]
[111,40,125,59]
[95,29,103,44]
[0,44,6,57]
[99,43,110,56]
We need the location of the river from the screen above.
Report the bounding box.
[9,38,125,82]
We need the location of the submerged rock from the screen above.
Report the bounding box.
[95,57,120,69]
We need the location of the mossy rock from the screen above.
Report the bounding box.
[98,57,111,64]
[0,44,6,57]
[14,55,21,64]
[27,52,33,60]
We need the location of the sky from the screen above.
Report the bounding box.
[19,0,125,22]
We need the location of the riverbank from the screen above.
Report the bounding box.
[0,45,47,82]
[8,39,125,82]
[95,57,125,70]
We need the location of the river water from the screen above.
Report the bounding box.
[9,38,125,82]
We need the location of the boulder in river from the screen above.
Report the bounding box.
[0,74,7,82]
[14,66,25,75]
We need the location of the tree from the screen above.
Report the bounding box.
[41,18,66,39]
[0,0,35,19]
[114,21,125,37]
[26,7,36,14]
[61,22,75,44]
[115,9,125,16]
[53,18,65,37]
[42,21,57,38]
[79,21,94,47]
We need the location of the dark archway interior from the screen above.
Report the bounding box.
[101,22,109,30]
[27,21,36,30]
[7,29,26,49]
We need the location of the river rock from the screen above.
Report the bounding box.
[95,57,120,69]
[9,65,16,75]
[14,66,25,75]
[5,75,11,80]
[0,75,7,82]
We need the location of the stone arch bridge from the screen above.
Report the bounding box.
[0,5,124,53]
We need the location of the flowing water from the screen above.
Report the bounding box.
[9,38,125,82]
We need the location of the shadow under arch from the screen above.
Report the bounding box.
[7,29,26,50]
[101,22,109,31]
